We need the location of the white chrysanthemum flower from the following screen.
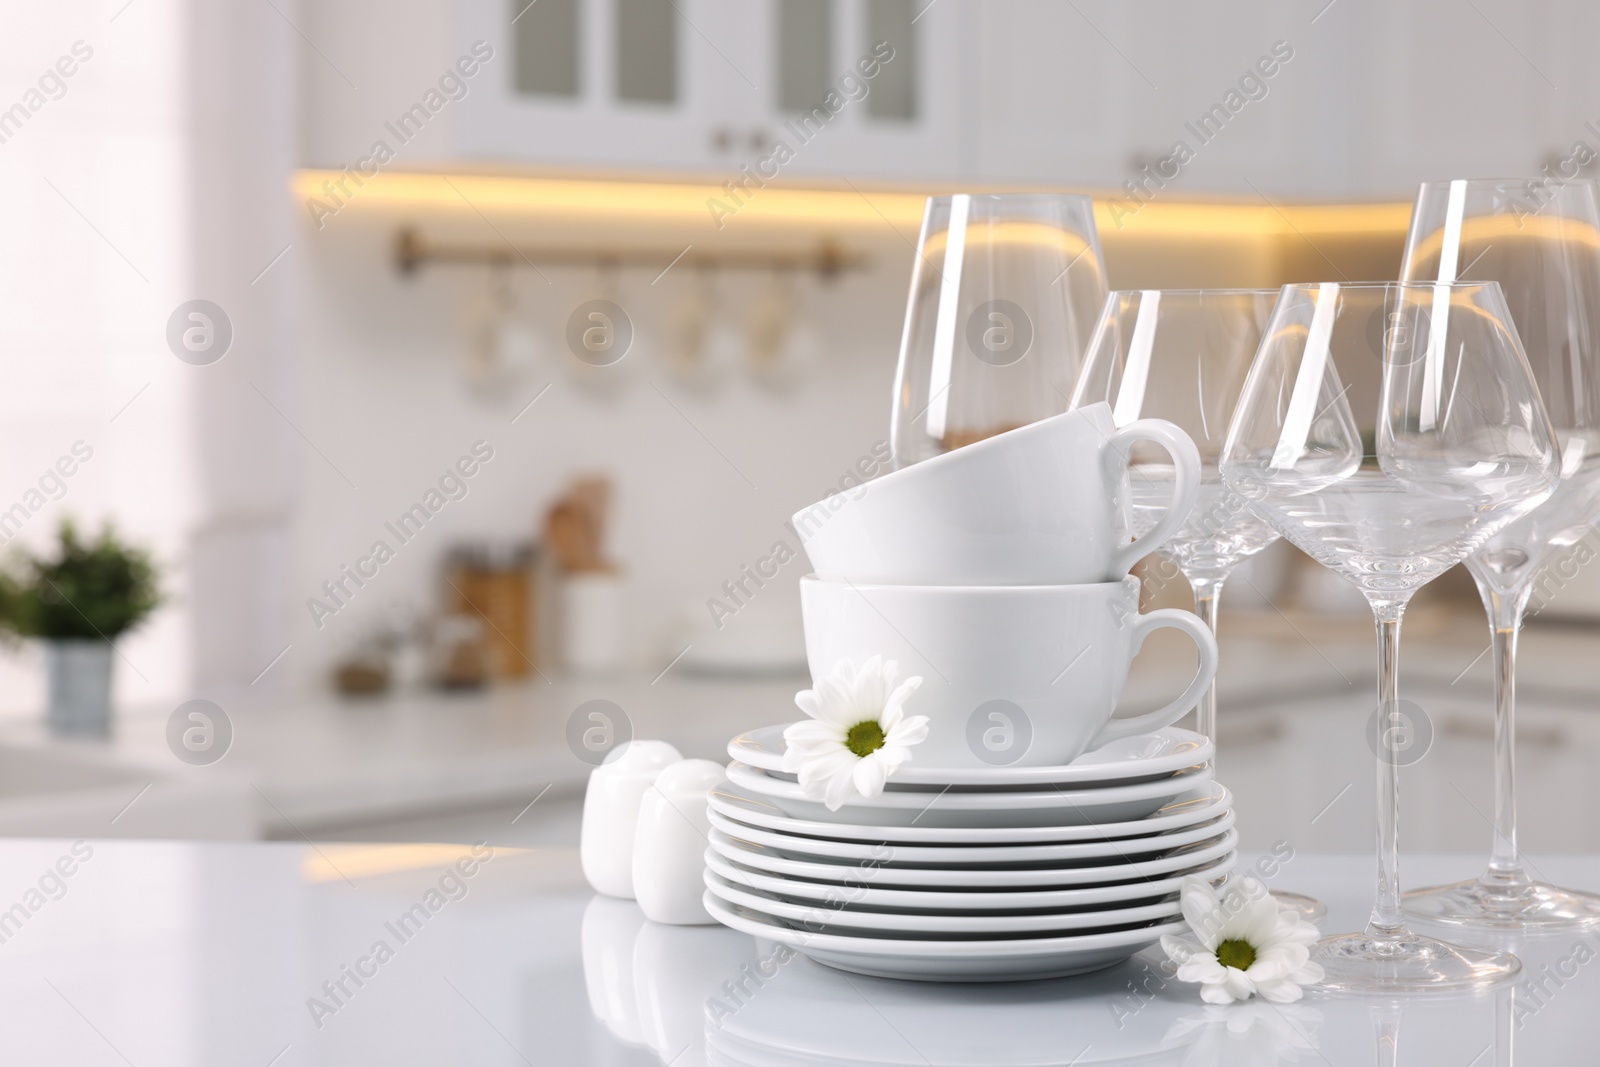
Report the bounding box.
[1160,876,1325,1005]
[781,656,928,811]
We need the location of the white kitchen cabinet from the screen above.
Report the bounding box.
[452,0,745,171]
[1348,0,1566,197]
[740,0,978,181]
[449,0,974,179]
[302,0,1600,195]
[969,0,1356,196]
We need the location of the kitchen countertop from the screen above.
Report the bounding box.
[2,612,1596,840]
[1,840,1592,1065]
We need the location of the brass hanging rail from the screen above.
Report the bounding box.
[394,227,866,279]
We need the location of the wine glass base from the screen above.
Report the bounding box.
[1404,877,1600,931]
[1270,889,1327,922]
[1312,931,1521,994]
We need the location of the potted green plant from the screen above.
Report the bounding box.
[0,520,161,735]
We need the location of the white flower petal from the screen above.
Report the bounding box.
[1176,958,1227,984]
[1179,877,1223,948]
[1161,934,1205,964]
[821,766,859,811]
[1254,976,1306,1003]
[814,676,859,725]
[852,755,889,797]
[1199,982,1239,1005]
[886,675,923,711]
[885,714,929,749]
[795,750,857,797]
[1220,969,1257,1002]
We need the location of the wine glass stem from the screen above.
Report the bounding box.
[1481,582,1534,883]
[1369,606,1408,938]
[1189,577,1224,749]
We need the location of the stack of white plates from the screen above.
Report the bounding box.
[704,726,1234,982]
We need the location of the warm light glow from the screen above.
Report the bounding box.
[300,843,526,883]
[1406,212,1600,270]
[293,169,928,228]
[292,169,1410,240]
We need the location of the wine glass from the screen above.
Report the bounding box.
[890,193,1107,468]
[1070,288,1325,921]
[1399,179,1600,930]
[1220,281,1559,993]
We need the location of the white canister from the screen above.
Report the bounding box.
[562,571,626,673]
[633,759,727,925]
[581,740,683,898]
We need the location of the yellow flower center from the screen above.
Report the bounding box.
[1216,938,1257,971]
[845,720,886,758]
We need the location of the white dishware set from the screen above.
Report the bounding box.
[582,183,1600,999]
[697,194,1233,981]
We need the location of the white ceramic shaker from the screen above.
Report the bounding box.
[632,759,727,924]
[581,740,683,898]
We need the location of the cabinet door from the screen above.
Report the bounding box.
[736,0,976,181]
[453,0,752,169]
[1350,0,1561,197]
[970,0,1132,187]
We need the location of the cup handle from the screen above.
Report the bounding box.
[1105,418,1201,578]
[1087,607,1218,748]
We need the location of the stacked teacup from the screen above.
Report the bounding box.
[703,403,1238,981]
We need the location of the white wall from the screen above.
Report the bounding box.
[285,203,906,686]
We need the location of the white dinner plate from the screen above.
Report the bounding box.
[706,804,1237,869]
[704,847,1236,914]
[703,870,1184,938]
[730,723,1211,790]
[708,827,1239,889]
[725,761,1211,828]
[709,779,1231,844]
[703,892,1186,981]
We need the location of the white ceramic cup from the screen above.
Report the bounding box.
[800,576,1217,769]
[791,402,1200,585]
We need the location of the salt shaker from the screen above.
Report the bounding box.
[581,740,683,898]
[632,759,727,925]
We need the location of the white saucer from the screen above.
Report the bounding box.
[704,847,1236,914]
[707,804,1237,868]
[709,779,1231,844]
[726,761,1210,828]
[730,724,1212,790]
[703,891,1187,981]
[704,870,1184,938]
[708,827,1239,889]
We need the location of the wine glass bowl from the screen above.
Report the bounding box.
[1221,280,1559,993]
[1071,288,1327,922]
[1073,289,1283,576]
[890,194,1108,468]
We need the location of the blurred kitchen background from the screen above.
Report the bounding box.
[5,0,1600,849]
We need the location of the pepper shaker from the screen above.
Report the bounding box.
[632,759,727,925]
[581,740,682,898]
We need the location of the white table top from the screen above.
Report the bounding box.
[1,841,1592,1065]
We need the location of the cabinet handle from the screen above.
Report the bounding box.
[749,128,771,152]
[710,127,734,153]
